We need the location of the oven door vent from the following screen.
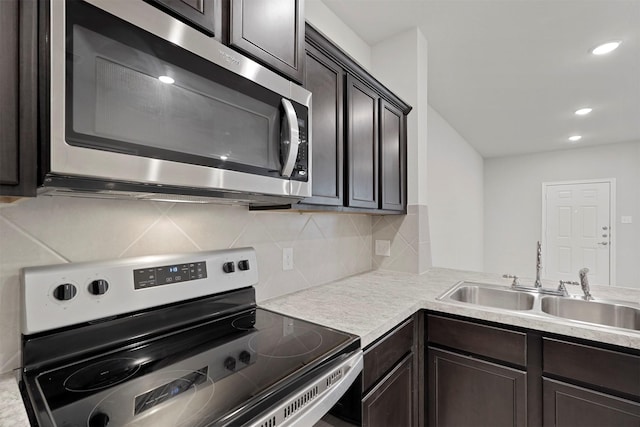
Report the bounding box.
[247,350,363,427]
[258,416,277,427]
[284,385,319,420]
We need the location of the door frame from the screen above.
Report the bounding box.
[541,178,616,286]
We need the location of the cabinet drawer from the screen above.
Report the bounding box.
[427,314,527,367]
[543,338,640,398]
[363,318,413,392]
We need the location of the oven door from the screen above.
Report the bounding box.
[47,0,311,199]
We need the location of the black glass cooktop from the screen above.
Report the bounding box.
[28,309,356,427]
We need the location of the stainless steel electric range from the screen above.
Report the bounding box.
[19,248,362,426]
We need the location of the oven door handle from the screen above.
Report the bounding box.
[280,98,300,178]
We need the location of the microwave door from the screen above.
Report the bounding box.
[280,99,300,178]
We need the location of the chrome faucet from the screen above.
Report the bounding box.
[534,241,542,288]
[502,241,566,295]
[579,268,593,300]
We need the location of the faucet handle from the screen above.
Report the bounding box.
[559,280,579,286]
[503,274,520,286]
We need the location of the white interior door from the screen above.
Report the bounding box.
[543,181,612,285]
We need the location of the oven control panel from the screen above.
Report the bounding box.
[133,261,207,289]
[21,248,258,334]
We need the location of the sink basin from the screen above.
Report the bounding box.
[443,282,535,310]
[541,296,640,330]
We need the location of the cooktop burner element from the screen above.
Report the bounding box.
[20,248,362,427]
[64,358,141,392]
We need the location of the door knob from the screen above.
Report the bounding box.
[597,242,608,246]
[602,226,609,230]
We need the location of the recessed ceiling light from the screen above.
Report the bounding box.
[220,155,228,160]
[591,41,621,55]
[575,107,592,116]
[568,135,582,142]
[158,75,175,84]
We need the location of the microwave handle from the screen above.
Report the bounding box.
[280,98,300,178]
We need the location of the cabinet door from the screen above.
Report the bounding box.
[229,0,304,83]
[428,347,527,427]
[346,75,379,209]
[379,99,406,211]
[543,378,640,426]
[303,44,343,206]
[0,0,37,198]
[362,353,414,427]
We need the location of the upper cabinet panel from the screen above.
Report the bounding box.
[346,75,379,209]
[380,100,406,211]
[0,0,37,198]
[229,0,304,83]
[303,44,344,206]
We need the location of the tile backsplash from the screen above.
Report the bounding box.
[373,204,432,274]
[0,196,373,374]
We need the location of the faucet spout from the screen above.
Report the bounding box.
[534,241,542,288]
[578,268,593,300]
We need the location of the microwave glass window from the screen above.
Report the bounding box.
[66,6,284,176]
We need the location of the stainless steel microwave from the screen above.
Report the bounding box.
[40,0,311,204]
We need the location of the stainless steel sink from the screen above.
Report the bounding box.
[440,282,535,310]
[540,296,640,330]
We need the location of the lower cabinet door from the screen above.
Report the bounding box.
[543,378,640,427]
[362,353,414,427]
[428,347,527,427]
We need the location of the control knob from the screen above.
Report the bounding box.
[89,412,110,427]
[237,260,250,271]
[239,350,251,364]
[222,262,235,273]
[53,284,77,301]
[89,279,109,295]
[224,356,236,371]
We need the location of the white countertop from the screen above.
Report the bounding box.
[4,267,639,425]
[0,371,30,426]
[261,267,640,350]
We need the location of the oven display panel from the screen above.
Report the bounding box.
[134,262,207,289]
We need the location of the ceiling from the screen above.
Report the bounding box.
[322,0,640,158]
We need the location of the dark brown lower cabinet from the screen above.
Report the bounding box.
[363,353,414,427]
[543,378,640,427]
[426,312,640,427]
[357,315,421,427]
[428,348,527,427]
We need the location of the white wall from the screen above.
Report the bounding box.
[427,106,484,271]
[484,141,640,288]
[305,0,372,70]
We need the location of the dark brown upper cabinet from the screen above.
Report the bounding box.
[144,0,218,36]
[380,100,406,211]
[285,25,411,215]
[303,44,344,206]
[346,75,379,209]
[228,0,304,83]
[0,0,37,199]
